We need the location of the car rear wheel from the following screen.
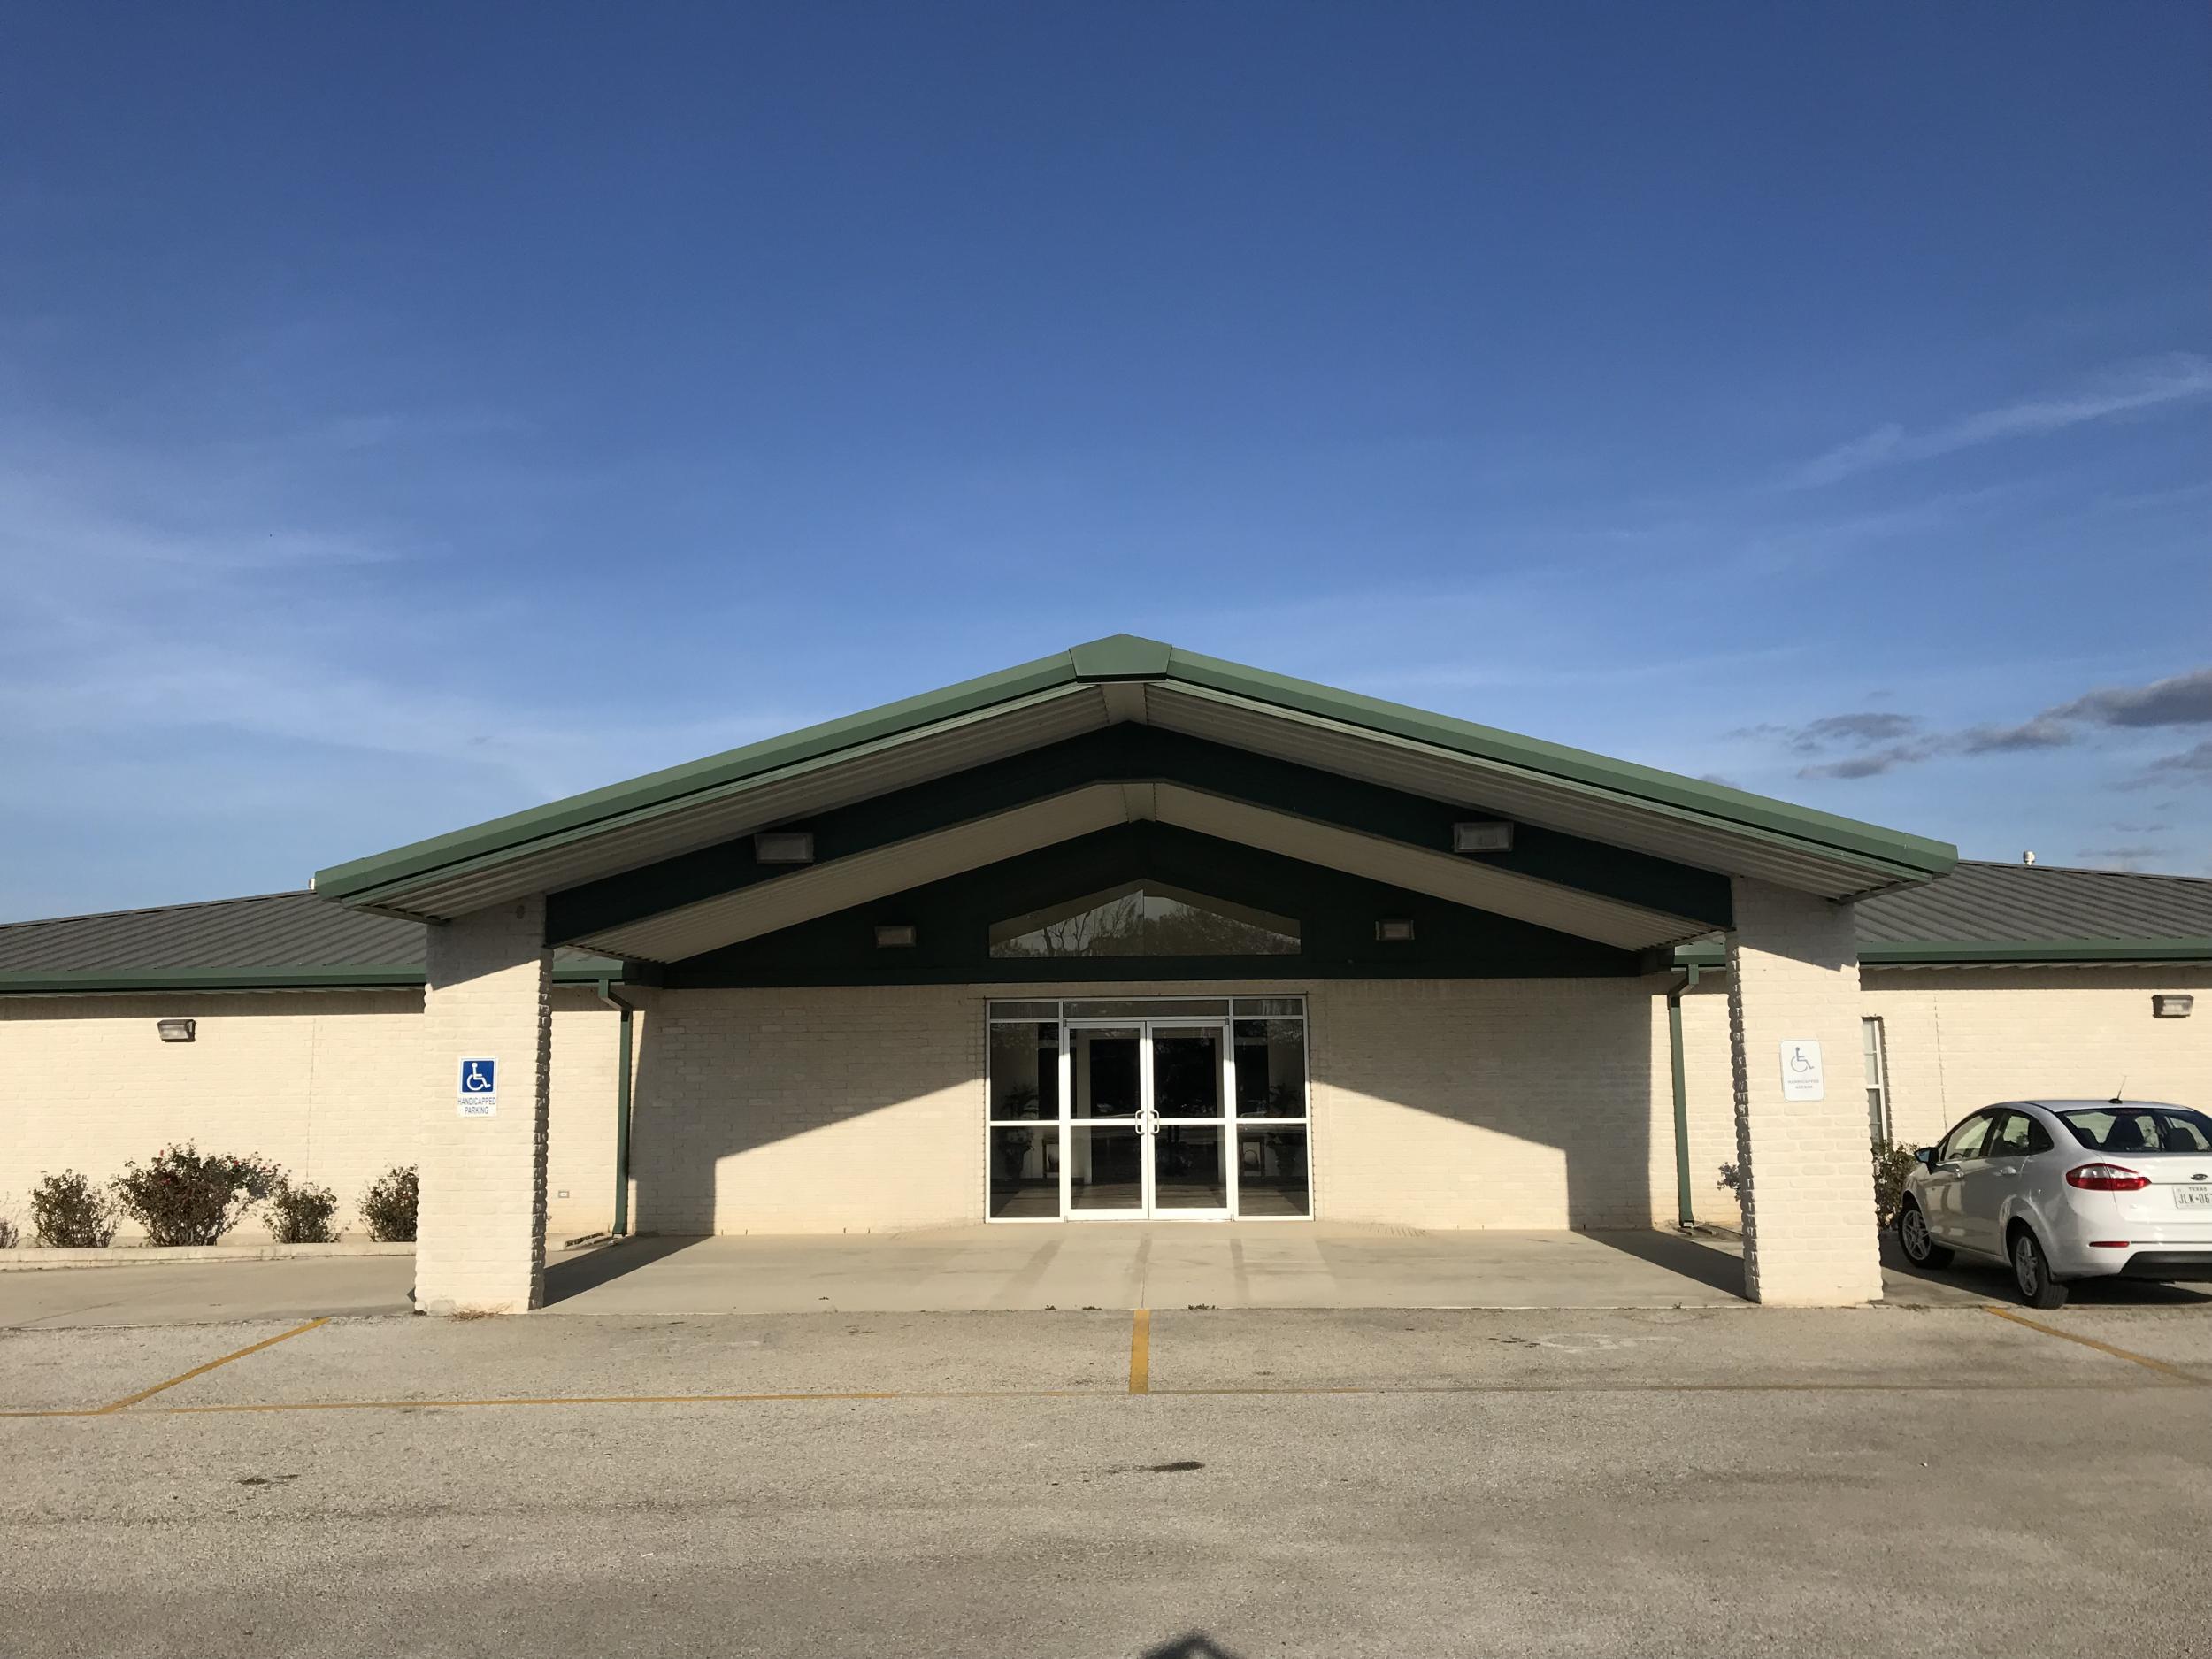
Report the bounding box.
[1897,1202,1951,1269]
[2010,1226,2069,1310]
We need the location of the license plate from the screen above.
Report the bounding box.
[2177,1187,2212,1210]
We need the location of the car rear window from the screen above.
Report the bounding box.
[2057,1107,2212,1155]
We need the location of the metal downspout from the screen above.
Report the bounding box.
[1666,964,1701,1228]
[595,978,635,1236]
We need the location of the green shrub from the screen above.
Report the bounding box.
[30,1171,120,1248]
[0,1212,19,1250]
[1870,1137,1922,1231]
[266,1178,341,1245]
[111,1144,278,1247]
[359,1165,419,1243]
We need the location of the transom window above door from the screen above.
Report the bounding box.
[987,881,1300,958]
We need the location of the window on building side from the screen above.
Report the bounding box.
[987,881,1299,959]
[1862,1016,1890,1142]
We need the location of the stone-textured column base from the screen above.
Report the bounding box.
[1727,878,1883,1306]
[418,898,551,1315]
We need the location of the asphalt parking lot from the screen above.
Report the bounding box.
[4,1289,2210,1659]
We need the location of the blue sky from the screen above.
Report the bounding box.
[2,4,2207,920]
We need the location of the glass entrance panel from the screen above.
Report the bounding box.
[1148,1023,1228,1214]
[1069,1126,1146,1212]
[1067,1025,1144,1213]
[1069,1025,1141,1118]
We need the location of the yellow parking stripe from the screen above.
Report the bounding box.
[94,1317,330,1414]
[1983,1306,2207,1384]
[0,1374,2185,1422]
[1129,1309,1151,1394]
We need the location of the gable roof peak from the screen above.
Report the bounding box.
[1068,634,1175,681]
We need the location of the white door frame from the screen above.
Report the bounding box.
[1060,1018,1233,1220]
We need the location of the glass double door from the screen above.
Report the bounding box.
[1065,1020,1229,1217]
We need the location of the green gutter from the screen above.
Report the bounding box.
[1671,938,2212,971]
[1665,965,1703,1227]
[0,959,632,995]
[1860,939,2212,965]
[595,978,636,1237]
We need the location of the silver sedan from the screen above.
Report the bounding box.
[1896,1098,2212,1308]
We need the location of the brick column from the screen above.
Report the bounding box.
[419,897,552,1315]
[1725,878,1882,1305]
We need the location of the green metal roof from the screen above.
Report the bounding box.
[313,634,1956,915]
[1671,860,2212,970]
[0,891,626,995]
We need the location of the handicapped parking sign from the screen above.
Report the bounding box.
[1777,1040,1824,1102]
[457,1056,499,1116]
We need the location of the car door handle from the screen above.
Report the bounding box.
[1993,1164,2019,1178]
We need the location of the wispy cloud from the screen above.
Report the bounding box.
[1735,662,2212,785]
[1780,353,2212,489]
[2047,666,2212,729]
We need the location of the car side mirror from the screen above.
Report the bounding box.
[1914,1147,1938,1170]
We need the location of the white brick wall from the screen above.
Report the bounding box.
[1725,879,1882,1305]
[1863,965,2212,1144]
[417,901,552,1314]
[10,956,2206,1263]
[1313,977,1673,1228]
[0,988,622,1244]
[628,983,982,1234]
[628,975,1681,1234]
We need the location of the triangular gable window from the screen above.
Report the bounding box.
[988,881,1300,958]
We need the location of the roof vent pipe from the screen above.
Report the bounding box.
[2023,851,2036,865]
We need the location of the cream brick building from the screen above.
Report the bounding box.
[4,638,2206,1310]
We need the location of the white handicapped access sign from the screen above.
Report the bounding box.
[457,1056,499,1117]
[1778,1040,1824,1102]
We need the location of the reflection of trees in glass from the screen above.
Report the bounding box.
[992,884,1298,958]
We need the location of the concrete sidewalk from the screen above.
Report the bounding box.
[12,1223,2200,1329]
[541,1223,1765,1314]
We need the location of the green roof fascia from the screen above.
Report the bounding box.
[0,958,633,995]
[314,631,1954,912]
[1669,938,2212,971]
[1160,646,1958,883]
[312,646,1089,903]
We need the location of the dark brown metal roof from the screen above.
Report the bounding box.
[0,891,623,988]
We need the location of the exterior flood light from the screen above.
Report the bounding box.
[1452,820,1515,854]
[1375,918,1417,943]
[2153,994,2193,1019]
[874,924,918,949]
[753,831,816,865]
[156,1018,196,1043]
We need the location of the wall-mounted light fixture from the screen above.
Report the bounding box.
[1375,918,1417,942]
[2152,994,2194,1019]
[753,830,816,865]
[156,1018,196,1043]
[874,924,918,949]
[1452,820,1515,854]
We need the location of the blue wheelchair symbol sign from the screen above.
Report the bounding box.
[457,1057,499,1114]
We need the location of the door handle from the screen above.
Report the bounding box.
[1993,1165,2019,1178]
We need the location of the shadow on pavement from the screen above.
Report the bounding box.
[1580,1228,1749,1300]
[1877,1234,2212,1308]
[1142,1636,1245,1659]
[544,1235,709,1306]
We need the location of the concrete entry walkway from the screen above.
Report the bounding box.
[541,1224,1761,1314]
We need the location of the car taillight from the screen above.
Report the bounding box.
[2067,1163,2151,1192]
